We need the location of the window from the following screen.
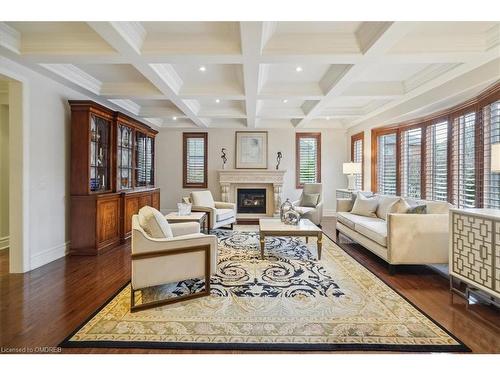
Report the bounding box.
[377,133,397,195]
[451,112,476,208]
[483,100,500,209]
[296,133,321,188]
[351,132,364,190]
[183,133,208,188]
[400,127,422,198]
[425,120,448,201]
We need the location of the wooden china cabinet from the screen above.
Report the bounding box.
[69,101,160,255]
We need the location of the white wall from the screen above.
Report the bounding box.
[0,56,95,270]
[156,128,348,215]
[0,104,9,249]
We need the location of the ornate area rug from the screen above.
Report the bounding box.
[61,230,468,352]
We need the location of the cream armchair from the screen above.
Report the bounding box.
[131,207,218,312]
[187,191,236,231]
[293,183,323,226]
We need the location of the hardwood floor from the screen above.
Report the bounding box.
[0,218,498,354]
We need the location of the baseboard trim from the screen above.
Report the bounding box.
[0,236,9,250]
[30,241,69,270]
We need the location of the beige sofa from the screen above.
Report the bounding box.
[336,196,452,273]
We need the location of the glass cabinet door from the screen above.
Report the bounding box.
[89,114,111,192]
[135,132,147,187]
[117,124,133,190]
[146,136,155,186]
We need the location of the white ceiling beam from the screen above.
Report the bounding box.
[240,22,265,128]
[87,21,208,128]
[295,22,415,128]
[350,54,500,129]
[0,23,21,54]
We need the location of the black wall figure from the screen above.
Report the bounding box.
[276,151,283,170]
[221,148,228,169]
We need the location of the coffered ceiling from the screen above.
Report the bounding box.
[0,21,498,129]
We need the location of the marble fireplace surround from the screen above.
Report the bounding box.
[218,169,285,217]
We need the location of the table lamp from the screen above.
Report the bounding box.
[492,143,500,172]
[343,162,362,190]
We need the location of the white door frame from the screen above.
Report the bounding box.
[0,64,31,273]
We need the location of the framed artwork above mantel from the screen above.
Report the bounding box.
[235,131,268,169]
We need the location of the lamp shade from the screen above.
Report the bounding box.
[343,162,362,175]
[492,143,500,172]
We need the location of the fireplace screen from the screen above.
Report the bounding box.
[237,188,266,214]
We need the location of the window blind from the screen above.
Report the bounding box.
[483,100,500,209]
[400,127,422,198]
[425,120,448,201]
[451,112,477,208]
[186,137,206,185]
[377,133,397,195]
[297,133,321,187]
[353,138,363,190]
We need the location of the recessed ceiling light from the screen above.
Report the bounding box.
[199,66,206,72]
[172,116,177,121]
[215,99,221,103]
[295,66,303,72]
[282,99,288,104]
[326,116,331,120]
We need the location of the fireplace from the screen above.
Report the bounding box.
[237,188,266,214]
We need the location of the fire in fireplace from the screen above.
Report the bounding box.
[237,188,266,214]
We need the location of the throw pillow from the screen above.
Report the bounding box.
[191,191,215,208]
[350,192,379,218]
[138,206,174,238]
[393,198,411,214]
[407,204,427,214]
[376,196,401,220]
[301,193,320,208]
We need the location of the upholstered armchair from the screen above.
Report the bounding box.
[130,206,218,312]
[187,191,236,231]
[293,183,323,226]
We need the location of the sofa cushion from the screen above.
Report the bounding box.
[376,196,401,220]
[425,201,453,214]
[355,221,388,247]
[216,208,235,221]
[336,212,357,229]
[301,193,320,207]
[351,192,379,218]
[191,191,215,208]
[138,206,173,238]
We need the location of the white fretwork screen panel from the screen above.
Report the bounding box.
[495,222,500,294]
[451,212,494,290]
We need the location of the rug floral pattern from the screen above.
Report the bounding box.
[63,230,466,351]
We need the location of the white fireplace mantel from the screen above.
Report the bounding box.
[217,169,286,215]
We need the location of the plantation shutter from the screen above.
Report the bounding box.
[483,100,500,208]
[297,133,321,187]
[183,133,207,188]
[352,138,363,190]
[377,133,397,195]
[451,111,477,208]
[425,120,449,201]
[400,127,422,198]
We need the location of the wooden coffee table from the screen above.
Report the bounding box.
[258,218,323,260]
[165,212,208,234]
